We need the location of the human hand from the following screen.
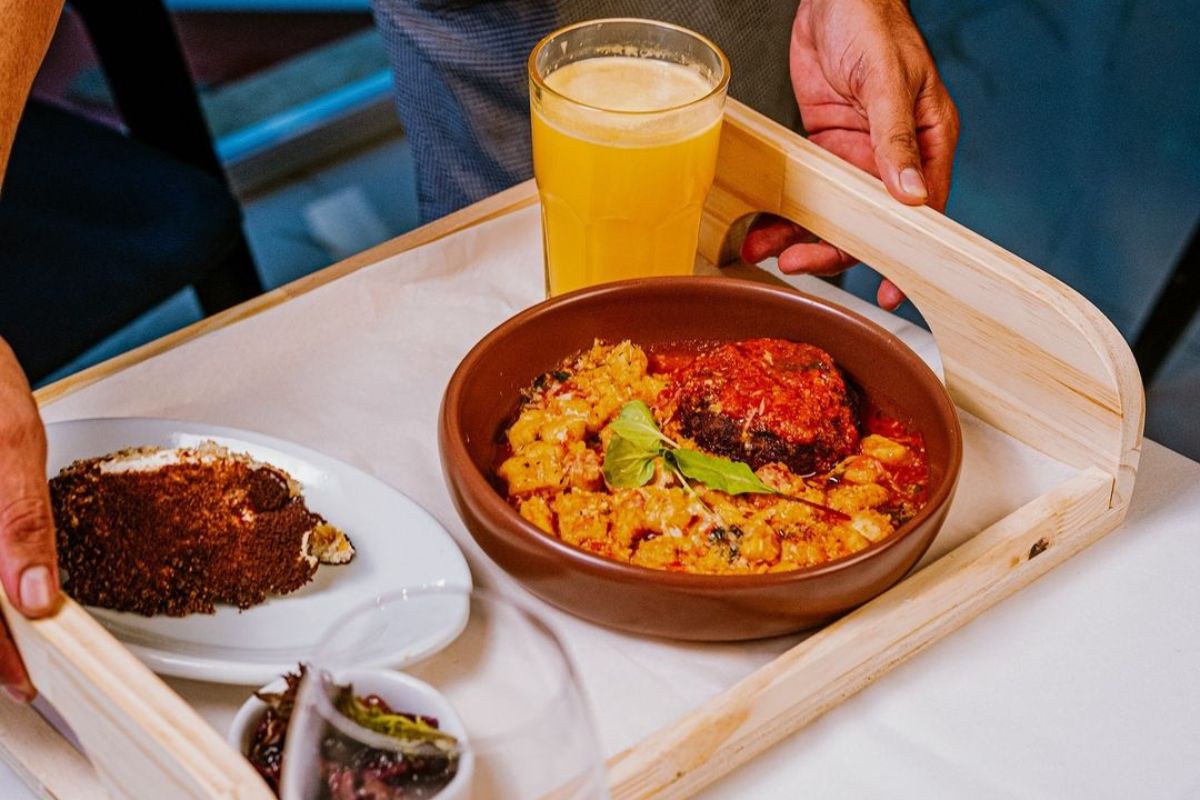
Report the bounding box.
[0,339,61,702]
[741,0,959,309]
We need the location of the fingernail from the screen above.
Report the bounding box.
[19,566,55,614]
[900,167,927,199]
[4,686,31,703]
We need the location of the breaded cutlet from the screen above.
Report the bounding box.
[673,338,861,475]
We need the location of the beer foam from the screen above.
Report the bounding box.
[544,56,713,112]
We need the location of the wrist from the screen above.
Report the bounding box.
[805,0,910,21]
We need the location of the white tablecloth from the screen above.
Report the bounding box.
[6,205,1199,798]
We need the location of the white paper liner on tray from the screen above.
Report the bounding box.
[40,204,1107,798]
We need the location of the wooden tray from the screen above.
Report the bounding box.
[0,99,1143,799]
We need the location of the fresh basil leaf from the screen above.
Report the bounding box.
[609,400,671,450]
[604,401,769,497]
[603,433,658,488]
[668,448,775,495]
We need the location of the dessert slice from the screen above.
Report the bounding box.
[50,441,355,616]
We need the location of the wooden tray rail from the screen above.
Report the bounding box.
[607,101,1143,799]
[0,99,1143,800]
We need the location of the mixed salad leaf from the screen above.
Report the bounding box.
[246,666,460,799]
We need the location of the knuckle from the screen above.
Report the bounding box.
[847,53,870,95]
[935,91,960,127]
[0,496,54,551]
[934,84,961,131]
[886,129,919,155]
[838,42,877,98]
[948,103,962,136]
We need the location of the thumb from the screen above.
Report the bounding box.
[863,76,927,206]
[0,440,61,621]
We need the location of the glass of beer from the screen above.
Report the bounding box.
[529,18,730,296]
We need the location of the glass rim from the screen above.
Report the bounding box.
[305,585,592,751]
[528,17,731,117]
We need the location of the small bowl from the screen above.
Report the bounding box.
[230,669,474,798]
[439,277,962,640]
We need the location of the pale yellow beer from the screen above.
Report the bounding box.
[529,20,729,296]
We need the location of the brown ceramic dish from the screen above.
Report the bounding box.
[439,277,961,640]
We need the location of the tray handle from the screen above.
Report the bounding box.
[0,596,273,799]
[700,100,1143,507]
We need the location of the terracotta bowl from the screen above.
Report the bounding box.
[439,277,961,640]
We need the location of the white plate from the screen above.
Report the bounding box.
[45,418,472,685]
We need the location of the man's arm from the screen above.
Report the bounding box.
[0,0,67,702]
[1,1,64,187]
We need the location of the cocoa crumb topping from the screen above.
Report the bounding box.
[50,446,352,616]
